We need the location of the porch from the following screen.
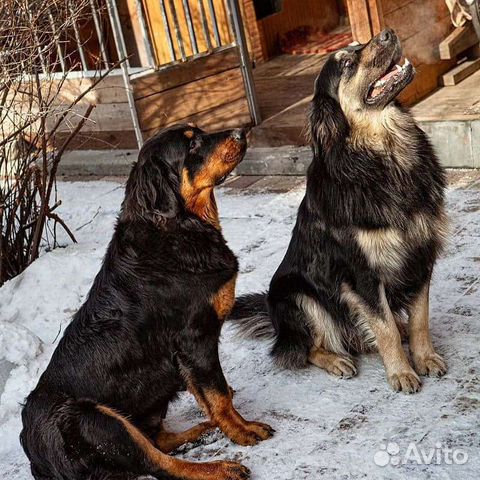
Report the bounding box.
[32,0,480,169]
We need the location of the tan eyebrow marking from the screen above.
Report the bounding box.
[184,130,194,139]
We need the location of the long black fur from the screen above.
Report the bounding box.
[229,31,446,371]
[20,125,247,480]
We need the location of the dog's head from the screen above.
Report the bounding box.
[122,125,247,229]
[309,29,414,154]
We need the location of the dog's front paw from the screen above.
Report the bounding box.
[388,369,422,394]
[227,421,275,446]
[413,351,447,377]
[212,461,250,480]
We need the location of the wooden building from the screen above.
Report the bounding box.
[50,0,466,150]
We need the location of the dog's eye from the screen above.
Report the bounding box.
[343,59,353,69]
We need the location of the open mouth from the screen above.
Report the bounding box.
[366,57,414,105]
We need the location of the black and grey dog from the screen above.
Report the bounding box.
[230,29,448,394]
[20,125,273,480]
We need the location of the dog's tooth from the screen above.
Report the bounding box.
[395,64,402,72]
[404,58,410,66]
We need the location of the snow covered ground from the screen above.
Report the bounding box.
[0,179,479,479]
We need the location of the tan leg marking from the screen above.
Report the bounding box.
[409,283,447,377]
[394,313,409,343]
[212,275,237,321]
[188,386,274,446]
[308,347,357,378]
[341,283,421,394]
[97,405,250,480]
[155,421,215,453]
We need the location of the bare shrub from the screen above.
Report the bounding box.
[0,0,117,285]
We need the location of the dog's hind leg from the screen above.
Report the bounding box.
[294,293,357,378]
[94,404,250,480]
[50,399,250,480]
[155,421,215,453]
[408,282,447,377]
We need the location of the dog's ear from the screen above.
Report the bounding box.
[121,146,182,225]
[308,93,348,157]
[308,60,349,157]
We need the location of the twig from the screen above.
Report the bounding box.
[75,206,101,231]
[46,211,77,244]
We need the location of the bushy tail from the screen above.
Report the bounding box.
[228,292,275,340]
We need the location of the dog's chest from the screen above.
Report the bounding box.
[354,211,446,280]
[355,227,406,278]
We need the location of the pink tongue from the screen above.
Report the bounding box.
[379,68,398,82]
[371,67,399,97]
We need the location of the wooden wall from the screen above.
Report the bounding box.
[346,0,455,105]
[141,0,233,66]
[381,0,455,104]
[50,74,137,150]
[241,0,268,63]
[132,47,252,140]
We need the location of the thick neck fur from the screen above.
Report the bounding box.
[346,104,419,164]
[308,102,445,230]
[182,187,221,230]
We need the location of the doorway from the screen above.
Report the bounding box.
[242,0,353,146]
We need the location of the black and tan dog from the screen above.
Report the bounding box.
[230,29,448,394]
[20,125,273,480]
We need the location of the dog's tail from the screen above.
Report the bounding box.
[228,292,275,340]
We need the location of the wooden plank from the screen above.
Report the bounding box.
[11,75,129,108]
[399,60,454,105]
[53,103,134,133]
[49,75,129,106]
[346,0,372,43]
[442,58,480,86]
[223,175,263,189]
[141,96,251,139]
[241,0,268,63]
[254,74,317,120]
[57,130,138,150]
[385,0,449,42]
[237,146,311,175]
[412,69,480,121]
[367,0,384,35]
[132,47,240,100]
[135,67,246,131]
[124,0,149,67]
[439,24,479,60]
[401,14,454,67]
[382,0,414,16]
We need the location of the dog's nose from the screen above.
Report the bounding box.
[231,129,246,142]
[379,28,393,44]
